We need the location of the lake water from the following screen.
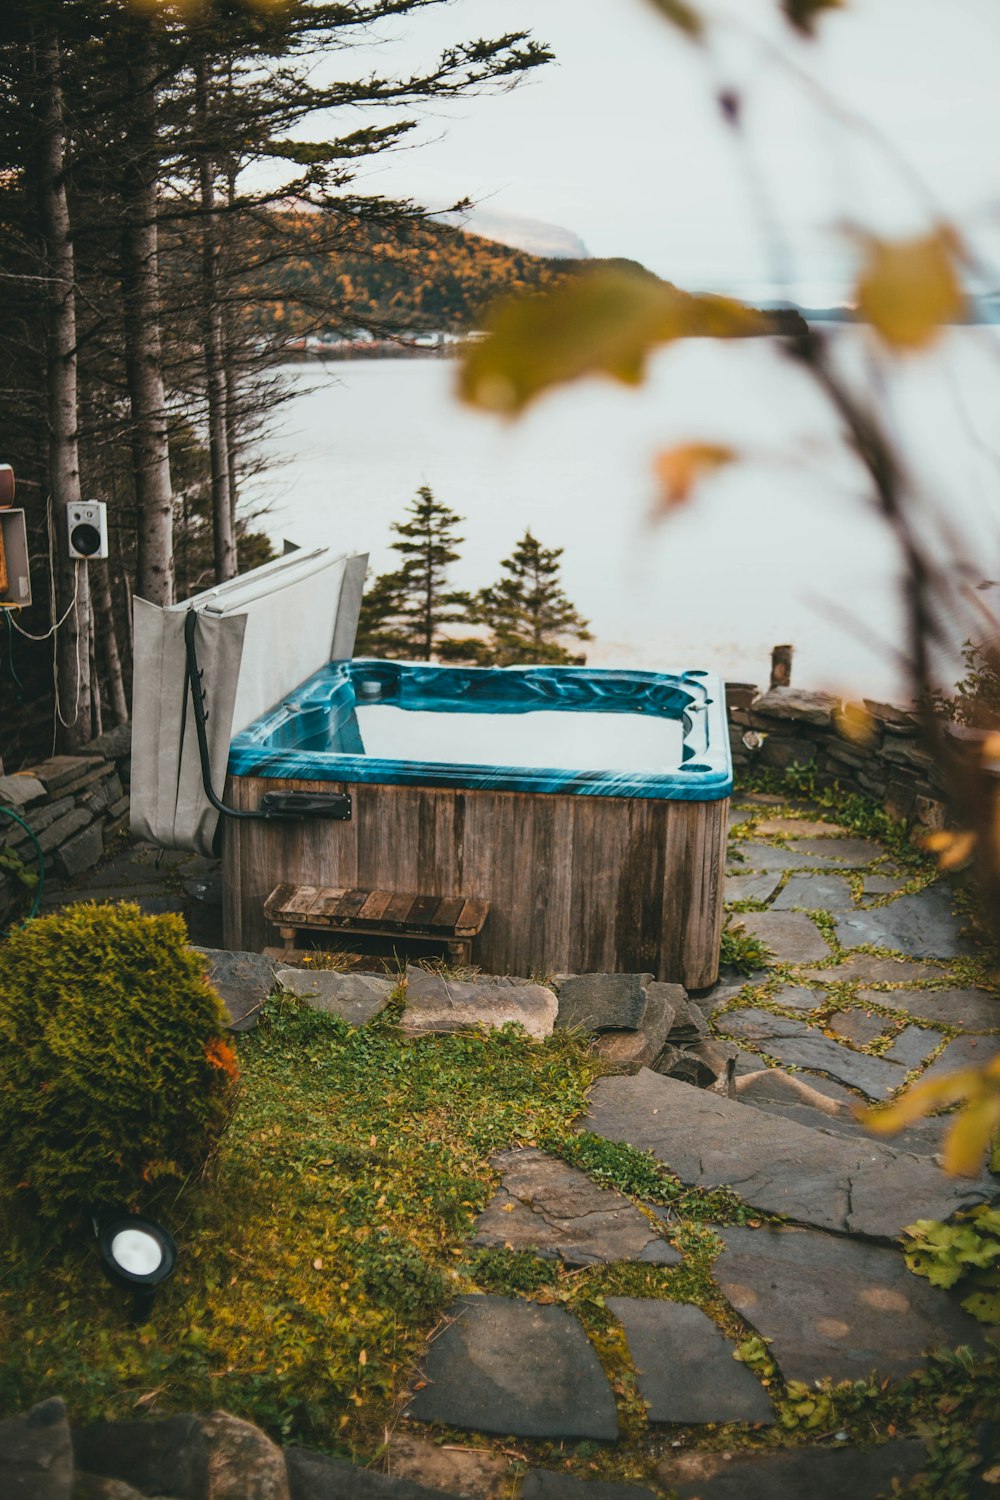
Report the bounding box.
[244,330,1000,702]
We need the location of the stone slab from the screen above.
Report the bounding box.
[769,984,826,1013]
[73,1416,208,1499]
[195,947,277,1031]
[753,817,845,837]
[794,836,885,865]
[864,987,1000,1033]
[828,1009,890,1047]
[715,1226,987,1382]
[592,982,680,1071]
[797,956,945,984]
[405,968,556,1040]
[275,968,393,1025]
[605,1298,774,1425]
[665,994,708,1041]
[920,1033,1000,1082]
[471,1148,680,1266]
[521,1475,656,1499]
[733,1067,855,1114]
[197,1412,288,1500]
[885,1025,942,1070]
[583,1069,991,1239]
[835,885,972,959]
[554,974,650,1033]
[37,807,91,854]
[864,873,905,895]
[0,774,46,808]
[0,1397,73,1500]
[771,873,854,911]
[727,842,838,873]
[724,872,782,905]
[4,795,74,842]
[287,1447,454,1499]
[752,688,841,725]
[53,820,105,880]
[718,1010,903,1098]
[658,1441,927,1500]
[721,1065,964,1157]
[31,754,103,793]
[404,1296,618,1440]
[726,912,831,964]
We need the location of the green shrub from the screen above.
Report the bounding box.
[0,902,238,1222]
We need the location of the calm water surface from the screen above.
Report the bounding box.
[245,330,1000,700]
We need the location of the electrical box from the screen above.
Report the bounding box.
[67,499,109,560]
[0,509,32,608]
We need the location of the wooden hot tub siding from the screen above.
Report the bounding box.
[222,774,729,988]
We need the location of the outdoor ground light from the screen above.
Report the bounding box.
[93,1210,177,1323]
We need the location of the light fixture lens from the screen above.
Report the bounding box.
[110,1228,164,1277]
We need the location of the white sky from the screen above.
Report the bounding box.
[302,0,1000,302]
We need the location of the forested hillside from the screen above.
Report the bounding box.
[240,212,805,341]
[243,212,615,337]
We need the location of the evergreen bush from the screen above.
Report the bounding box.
[0,902,238,1222]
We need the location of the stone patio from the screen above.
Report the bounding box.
[32,796,1000,1498]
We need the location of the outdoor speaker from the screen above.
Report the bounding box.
[67,500,109,560]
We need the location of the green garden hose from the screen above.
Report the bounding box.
[0,803,44,925]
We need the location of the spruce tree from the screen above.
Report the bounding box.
[356,487,471,660]
[477,530,591,666]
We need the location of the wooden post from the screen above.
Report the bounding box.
[770,644,793,690]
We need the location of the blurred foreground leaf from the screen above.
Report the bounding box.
[653,443,736,511]
[644,0,705,39]
[460,269,762,415]
[922,828,978,872]
[855,230,966,352]
[862,1054,1000,1176]
[781,0,846,37]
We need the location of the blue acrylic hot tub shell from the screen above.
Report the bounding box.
[227,660,733,801]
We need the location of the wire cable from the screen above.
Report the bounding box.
[0,804,45,926]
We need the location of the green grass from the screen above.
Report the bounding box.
[0,994,596,1449]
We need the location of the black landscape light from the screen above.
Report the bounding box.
[93,1210,177,1324]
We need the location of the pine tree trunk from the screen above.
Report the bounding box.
[38,26,93,750]
[120,21,174,608]
[194,54,236,586]
[223,158,240,540]
[91,560,129,725]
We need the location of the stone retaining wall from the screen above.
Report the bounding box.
[0,725,131,926]
[726,683,948,829]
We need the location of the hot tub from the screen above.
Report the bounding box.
[222,661,731,986]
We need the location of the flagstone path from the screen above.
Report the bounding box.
[41,796,1000,1497]
[397,796,999,1498]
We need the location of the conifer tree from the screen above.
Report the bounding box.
[356,487,471,659]
[477,530,591,666]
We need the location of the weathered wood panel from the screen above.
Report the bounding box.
[222,775,728,987]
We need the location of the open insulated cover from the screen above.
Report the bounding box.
[130,548,367,856]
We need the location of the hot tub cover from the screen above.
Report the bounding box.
[130,547,367,855]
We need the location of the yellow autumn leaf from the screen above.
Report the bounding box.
[644,0,705,39]
[781,0,845,37]
[855,230,966,352]
[459,269,763,415]
[653,443,736,511]
[836,702,876,747]
[942,1093,1000,1177]
[921,828,977,871]
[860,1067,986,1134]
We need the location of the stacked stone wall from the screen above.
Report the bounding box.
[726,683,949,829]
[0,725,131,925]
